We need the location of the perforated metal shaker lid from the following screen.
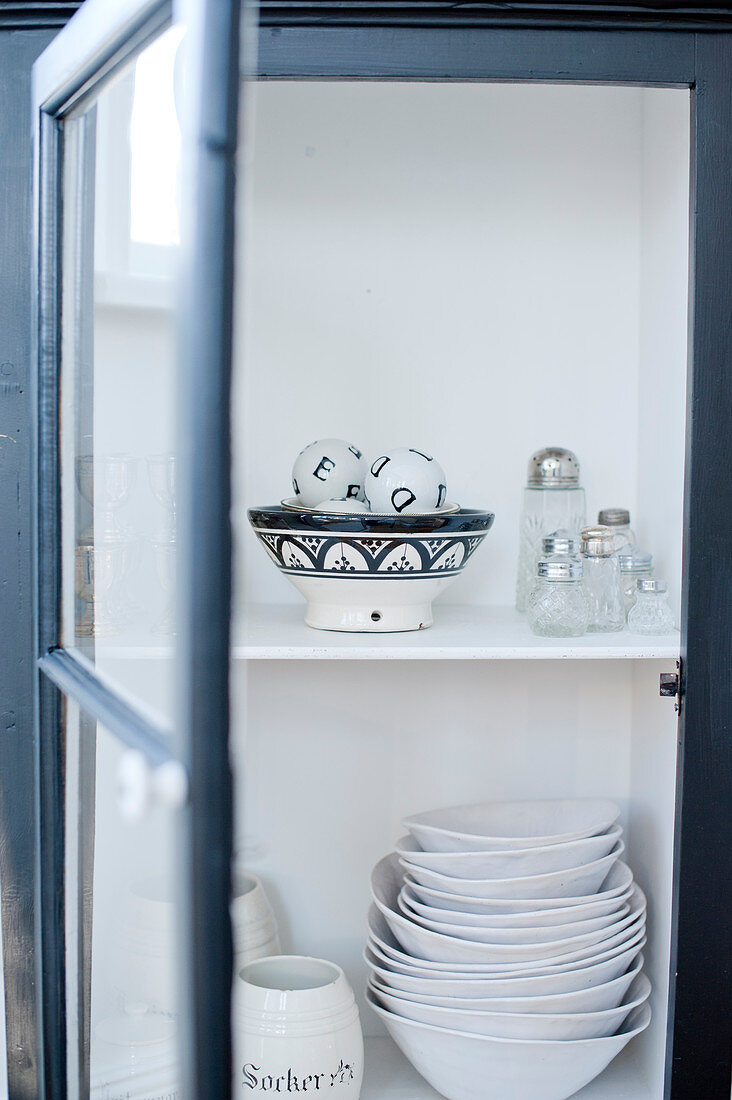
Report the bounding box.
[598,508,631,527]
[542,529,581,556]
[526,447,581,488]
[537,555,584,580]
[637,577,667,593]
[618,546,653,571]
[580,525,615,557]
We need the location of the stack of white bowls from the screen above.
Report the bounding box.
[365,799,650,1100]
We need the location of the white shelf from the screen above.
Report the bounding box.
[86,605,679,661]
[232,604,680,661]
[362,1036,652,1099]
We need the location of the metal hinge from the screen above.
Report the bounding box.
[660,660,682,713]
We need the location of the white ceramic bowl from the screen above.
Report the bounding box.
[402,798,621,853]
[367,989,651,1100]
[400,880,631,929]
[248,505,494,632]
[400,841,624,900]
[368,972,650,1040]
[367,904,646,978]
[398,892,630,944]
[367,862,642,968]
[367,925,647,985]
[372,857,644,965]
[364,941,646,999]
[404,859,633,915]
[396,826,622,879]
[366,951,644,1013]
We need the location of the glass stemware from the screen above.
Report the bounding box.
[76,454,138,542]
[147,454,177,541]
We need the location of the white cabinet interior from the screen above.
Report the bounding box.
[232,659,676,1099]
[232,81,689,640]
[227,80,689,1099]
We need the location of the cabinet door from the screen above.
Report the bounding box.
[31,0,240,1095]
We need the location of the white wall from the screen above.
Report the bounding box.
[232,81,689,612]
[637,90,690,621]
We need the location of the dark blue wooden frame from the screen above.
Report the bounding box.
[28,1,241,1096]
[253,22,731,1100]
[0,26,60,1097]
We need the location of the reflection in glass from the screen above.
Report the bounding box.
[60,26,182,723]
[130,28,183,251]
[151,538,177,636]
[64,706,182,1098]
[147,454,177,541]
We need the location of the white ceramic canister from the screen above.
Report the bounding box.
[233,956,364,1098]
[233,871,282,969]
[90,1010,180,1100]
[120,873,280,1014]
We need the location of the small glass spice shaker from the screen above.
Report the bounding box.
[617,546,653,617]
[627,578,676,634]
[597,508,636,552]
[516,448,586,612]
[580,526,625,633]
[526,556,590,638]
[535,530,582,590]
[541,529,581,559]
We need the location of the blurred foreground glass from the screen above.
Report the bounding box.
[64,704,182,1098]
[60,25,184,726]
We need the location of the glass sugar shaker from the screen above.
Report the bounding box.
[580,526,625,633]
[597,508,636,552]
[527,556,590,638]
[627,578,676,634]
[516,448,586,612]
[617,546,653,617]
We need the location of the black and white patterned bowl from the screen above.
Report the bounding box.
[248,505,495,632]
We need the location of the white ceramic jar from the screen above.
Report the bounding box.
[119,872,280,1014]
[232,871,282,971]
[233,956,364,1098]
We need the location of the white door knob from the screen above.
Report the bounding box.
[116,750,189,822]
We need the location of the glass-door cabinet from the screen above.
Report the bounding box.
[16,0,732,1098]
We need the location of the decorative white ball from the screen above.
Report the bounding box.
[315,498,370,513]
[364,448,447,513]
[292,439,365,507]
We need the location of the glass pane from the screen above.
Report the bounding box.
[60,25,184,726]
[64,700,182,1099]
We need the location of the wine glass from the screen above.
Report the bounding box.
[151,538,176,635]
[147,454,176,540]
[75,454,138,542]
